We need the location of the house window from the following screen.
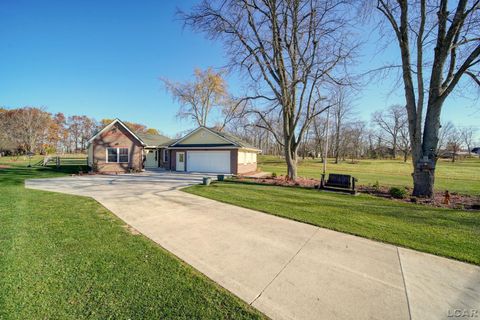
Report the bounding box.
[163,149,169,162]
[107,148,118,162]
[119,148,129,163]
[106,147,129,163]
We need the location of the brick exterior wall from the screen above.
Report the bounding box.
[91,122,144,173]
[237,162,258,175]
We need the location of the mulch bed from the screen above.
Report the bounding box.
[235,175,480,211]
[359,185,480,210]
[0,165,11,169]
[236,175,319,188]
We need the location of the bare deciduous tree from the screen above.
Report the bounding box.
[446,127,463,162]
[14,107,51,153]
[376,0,480,197]
[398,121,411,162]
[181,0,357,180]
[312,114,329,160]
[216,96,254,131]
[436,121,456,155]
[162,68,227,127]
[332,87,354,163]
[460,126,477,155]
[372,104,408,158]
[344,120,367,162]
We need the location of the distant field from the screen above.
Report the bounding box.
[258,155,480,195]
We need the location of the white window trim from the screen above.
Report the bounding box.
[106,147,129,163]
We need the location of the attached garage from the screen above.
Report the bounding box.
[187,151,231,173]
[169,127,261,175]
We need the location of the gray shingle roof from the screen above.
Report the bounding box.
[208,128,260,150]
[137,133,172,147]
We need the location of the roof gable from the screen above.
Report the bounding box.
[87,119,146,146]
[171,127,236,147]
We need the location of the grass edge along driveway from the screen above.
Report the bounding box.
[0,163,264,320]
[184,181,480,266]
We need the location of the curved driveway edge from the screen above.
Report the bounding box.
[26,172,480,320]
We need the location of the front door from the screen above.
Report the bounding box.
[176,152,185,171]
[145,149,158,168]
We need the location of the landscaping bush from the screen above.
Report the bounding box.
[271,172,277,178]
[389,187,408,199]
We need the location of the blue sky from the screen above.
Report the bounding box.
[1,0,478,137]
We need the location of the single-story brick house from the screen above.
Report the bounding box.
[87,119,261,174]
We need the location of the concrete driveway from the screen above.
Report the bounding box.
[26,172,480,320]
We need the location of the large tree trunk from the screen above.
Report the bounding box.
[412,166,435,197]
[285,143,298,180]
[411,101,441,198]
[411,146,435,197]
[286,155,297,180]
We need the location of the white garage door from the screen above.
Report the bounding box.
[187,151,231,173]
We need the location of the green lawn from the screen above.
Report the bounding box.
[0,158,263,319]
[184,181,480,265]
[258,155,480,195]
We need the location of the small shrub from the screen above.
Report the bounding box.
[389,187,408,199]
[271,172,277,178]
[372,180,380,192]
